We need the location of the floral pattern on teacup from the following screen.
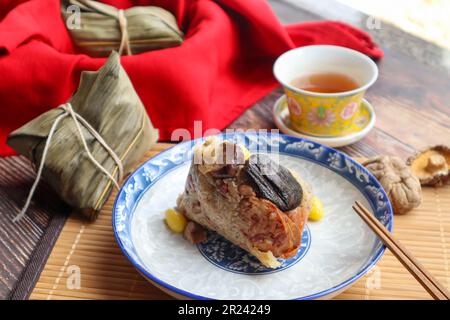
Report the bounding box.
[287,96,302,116]
[307,106,336,127]
[340,102,358,120]
[355,115,368,128]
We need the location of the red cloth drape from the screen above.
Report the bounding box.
[0,0,383,156]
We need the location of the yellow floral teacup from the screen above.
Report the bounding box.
[273,45,378,137]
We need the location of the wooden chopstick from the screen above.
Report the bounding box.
[353,201,450,300]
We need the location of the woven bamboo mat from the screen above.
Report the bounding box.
[30,143,450,300]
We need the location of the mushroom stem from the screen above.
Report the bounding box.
[425,154,446,173]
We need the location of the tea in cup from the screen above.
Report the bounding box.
[273,45,378,137]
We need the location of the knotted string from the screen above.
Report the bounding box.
[14,103,123,222]
[117,9,131,55]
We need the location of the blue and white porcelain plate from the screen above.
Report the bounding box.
[113,133,393,300]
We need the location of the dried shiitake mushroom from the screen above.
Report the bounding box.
[243,154,302,212]
[363,156,422,215]
[406,145,450,186]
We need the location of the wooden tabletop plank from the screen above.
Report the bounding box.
[0,156,70,299]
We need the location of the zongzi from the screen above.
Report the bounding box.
[177,138,312,268]
[61,0,184,57]
[7,52,158,220]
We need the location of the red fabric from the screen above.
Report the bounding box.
[0,0,383,157]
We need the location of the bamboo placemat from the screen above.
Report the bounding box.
[30,143,450,300]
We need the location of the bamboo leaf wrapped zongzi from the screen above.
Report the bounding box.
[7,52,158,220]
[61,0,184,57]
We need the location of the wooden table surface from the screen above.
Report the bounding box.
[2,0,450,299]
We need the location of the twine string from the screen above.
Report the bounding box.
[14,103,123,222]
[117,9,131,55]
